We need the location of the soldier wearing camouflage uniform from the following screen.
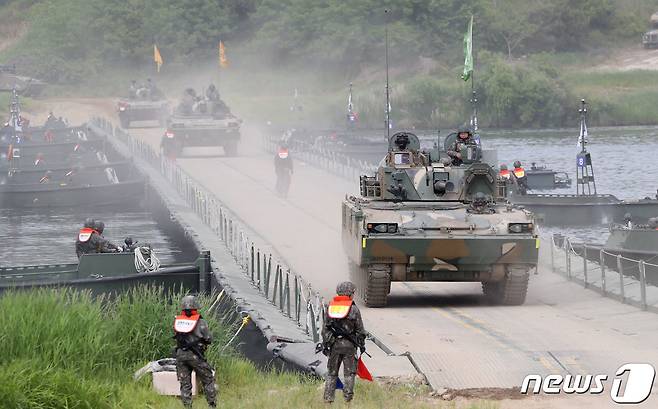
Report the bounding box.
[321,281,366,403]
[446,125,477,166]
[75,218,99,258]
[173,295,217,409]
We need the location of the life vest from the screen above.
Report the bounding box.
[499,169,511,180]
[174,312,200,333]
[78,227,95,243]
[327,295,353,319]
[278,148,289,159]
[514,167,525,178]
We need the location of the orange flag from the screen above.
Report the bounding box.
[219,41,228,68]
[153,44,163,72]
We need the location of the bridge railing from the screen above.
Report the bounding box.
[548,233,658,313]
[92,117,325,342]
[262,131,377,181]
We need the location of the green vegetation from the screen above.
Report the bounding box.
[0,287,489,408]
[2,0,658,128]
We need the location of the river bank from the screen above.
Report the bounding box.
[0,287,491,409]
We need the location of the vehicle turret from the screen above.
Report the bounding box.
[360,131,497,206]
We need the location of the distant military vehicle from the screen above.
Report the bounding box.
[117,81,169,128]
[161,89,241,157]
[342,131,539,307]
[0,65,46,97]
[642,12,658,49]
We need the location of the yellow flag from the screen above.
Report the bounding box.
[153,44,163,72]
[219,41,228,68]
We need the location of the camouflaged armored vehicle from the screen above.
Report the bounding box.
[0,65,46,97]
[342,132,539,307]
[117,85,169,128]
[162,93,241,157]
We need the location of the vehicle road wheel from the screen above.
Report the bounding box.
[120,116,130,129]
[364,264,391,307]
[224,141,238,156]
[482,268,529,305]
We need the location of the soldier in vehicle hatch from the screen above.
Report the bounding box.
[173,295,217,409]
[446,125,476,166]
[177,88,197,115]
[320,281,366,403]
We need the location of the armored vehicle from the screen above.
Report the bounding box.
[0,65,46,97]
[117,97,169,128]
[117,81,169,128]
[643,13,658,49]
[342,131,539,307]
[162,95,241,157]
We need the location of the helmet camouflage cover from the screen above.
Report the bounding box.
[180,295,201,310]
[336,281,356,296]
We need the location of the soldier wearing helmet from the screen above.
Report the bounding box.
[499,164,511,181]
[512,160,528,195]
[75,218,99,258]
[274,139,294,197]
[173,295,217,409]
[446,125,476,166]
[93,220,121,253]
[321,281,366,403]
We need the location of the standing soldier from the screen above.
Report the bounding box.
[512,160,528,194]
[321,281,366,404]
[173,295,217,409]
[499,164,511,181]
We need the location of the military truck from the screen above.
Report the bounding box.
[643,12,658,48]
[161,95,241,157]
[0,65,46,97]
[342,132,539,307]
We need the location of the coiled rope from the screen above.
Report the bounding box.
[134,247,160,273]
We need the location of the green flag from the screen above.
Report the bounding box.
[461,16,473,81]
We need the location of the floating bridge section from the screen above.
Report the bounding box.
[90,118,330,375]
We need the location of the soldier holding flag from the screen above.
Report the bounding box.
[320,281,370,403]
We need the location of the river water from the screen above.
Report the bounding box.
[0,208,185,267]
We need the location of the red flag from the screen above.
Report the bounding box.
[356,357,373,381]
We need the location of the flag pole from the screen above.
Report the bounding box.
[384,8,391,140]
[470,16,478,132]
[218,40,221,92]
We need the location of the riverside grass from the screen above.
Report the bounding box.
[0,286,495,409]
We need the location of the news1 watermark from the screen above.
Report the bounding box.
[521,364,656,404]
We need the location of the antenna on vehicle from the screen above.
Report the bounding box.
[576,99,596,196]
[384,8,391,140]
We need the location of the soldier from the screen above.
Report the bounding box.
[446,126,476,166]
[94,221,121,253]
[205,84,220,101]
[274,141,293,197]
[499,164,511,181]
[177,88,196,115]
[512,160,528,194]
[623,213,633,229]
[129,80,138,99]
[321,281,366,404]
[173,295,217,409]
[75,218,98,258]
